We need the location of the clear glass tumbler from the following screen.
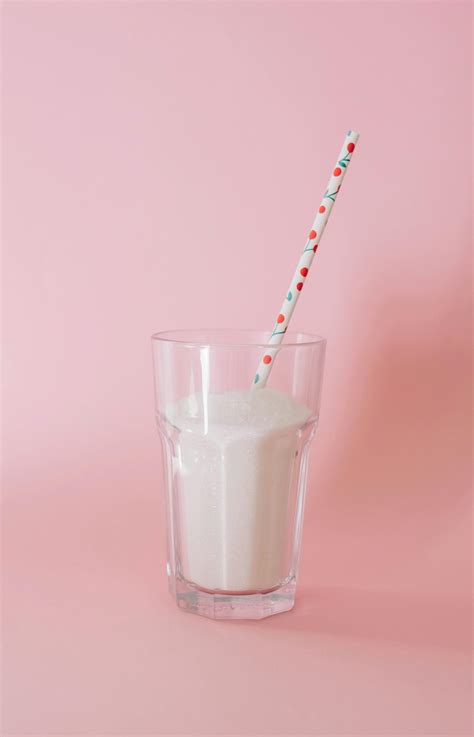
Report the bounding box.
[152,329,326,620]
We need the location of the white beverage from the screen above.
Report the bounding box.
[165,388,311,592]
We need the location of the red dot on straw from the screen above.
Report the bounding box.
[296,282,303,291]
[313,244,318,253]
[309,230,317,240]
[333,167,342,176]
[263,355,272,364]
[319,205,326,213]
[277,314,285,324]
[300,267,308,277]
[347,142,355,153]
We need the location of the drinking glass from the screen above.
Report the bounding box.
[152,329,326,620]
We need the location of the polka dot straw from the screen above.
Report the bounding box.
[253,130,359,388]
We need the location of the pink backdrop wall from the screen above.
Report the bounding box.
[2,1,471,735]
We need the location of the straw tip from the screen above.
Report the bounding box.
[347,129,360,140]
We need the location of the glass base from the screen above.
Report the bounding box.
[172,574,296,620]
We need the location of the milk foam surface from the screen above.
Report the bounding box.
[165,389,312,592]
[167,388,310,435]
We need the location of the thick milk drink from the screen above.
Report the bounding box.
[164,388,311,592]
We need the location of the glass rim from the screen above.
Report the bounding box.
[151,328,326,349]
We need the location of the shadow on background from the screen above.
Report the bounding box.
[285,291,471,650]
[313,309,469,520]
[268,585,471,652]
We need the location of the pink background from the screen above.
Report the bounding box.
[2,1,471,735]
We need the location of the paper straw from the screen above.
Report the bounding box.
[253,129,359,388]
